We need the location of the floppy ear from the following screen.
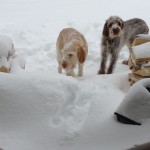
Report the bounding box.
[103,22,109,37]
[77,46,86,64]
[120,19,124,29]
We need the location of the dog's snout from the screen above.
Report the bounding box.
[62,61,67,68]
[113,27,120,35]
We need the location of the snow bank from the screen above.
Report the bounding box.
[0,71,131,150]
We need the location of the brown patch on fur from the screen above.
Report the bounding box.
[0,66,9,73]
[77,45,86,64]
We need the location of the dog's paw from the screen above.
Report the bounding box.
[97,69,105,74]
[122,60,128,65]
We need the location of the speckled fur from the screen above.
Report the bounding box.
[98,16,149,74]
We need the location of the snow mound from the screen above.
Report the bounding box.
[132,42,150,58]
[115,78,150,124]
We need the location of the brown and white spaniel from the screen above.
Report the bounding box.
[56,28,88,77]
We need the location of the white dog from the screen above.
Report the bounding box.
[0,35,15,72]
[56,28,88,77]
[0,35,25,73]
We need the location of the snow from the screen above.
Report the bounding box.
[116,78,150,124]
[132,42,150,58]
[137,34,150,39]
[10,55,25,73]
[0,0,150,150]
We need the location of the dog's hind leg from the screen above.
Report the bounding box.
[71,69,76,77]
[57,52,63,73]
[122,42,133,65]
[98,46,108,74]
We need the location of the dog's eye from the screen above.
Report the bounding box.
[118,22,121,27]
[68,54,72,57]
[109,23,113,28]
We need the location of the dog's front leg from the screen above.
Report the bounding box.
[65,68,76,77]
[71,69,76,77]
[98,46,108,74]
[66,69,75,76]
[66,69,71,76]
[58,61,62,73]
[78,63,83,77]
[107,50,119,74]
[57,53,62,73]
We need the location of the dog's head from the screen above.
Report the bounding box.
[103,16,124,38]
[61,43,86,70]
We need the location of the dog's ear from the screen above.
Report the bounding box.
[76,45,86,64]
[121,22,124,29]
[120,19,124,29]
[103,22,109,37]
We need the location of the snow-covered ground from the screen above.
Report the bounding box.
[0,0,150,150]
